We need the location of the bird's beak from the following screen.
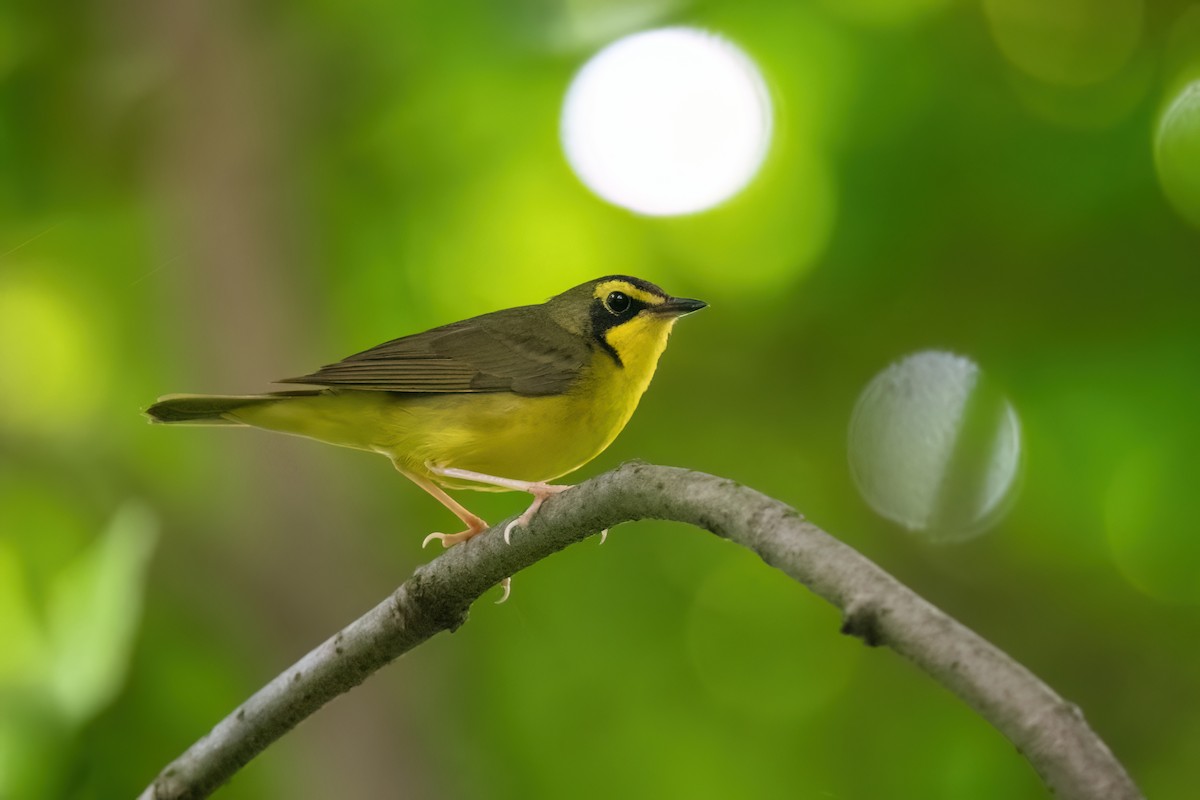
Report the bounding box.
[653,297,708,317]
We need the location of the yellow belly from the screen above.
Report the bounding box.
[230,348,655,490]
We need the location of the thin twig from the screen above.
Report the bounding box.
[139,462,1143,800]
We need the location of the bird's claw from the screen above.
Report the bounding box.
[501,483,572,544]
[422,529,480,549]
[495,577,512,604]
[599,528,608,545]
[502,500,543,544]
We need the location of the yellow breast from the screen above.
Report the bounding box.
[398,313,676,488]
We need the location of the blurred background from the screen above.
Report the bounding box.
[3,0,1200,797]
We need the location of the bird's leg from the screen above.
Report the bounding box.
[396,466,511,603]
[426,466,592,545]
[395,466,489,548]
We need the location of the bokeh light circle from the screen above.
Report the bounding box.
[0,276,106,437]
[1155,80,1200,230]
[982,0,1143,87]
[848,351,1021,541]
[561,27,773,216]
[1105,445,1200,605]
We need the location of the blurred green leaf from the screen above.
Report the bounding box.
[47,502,157,725]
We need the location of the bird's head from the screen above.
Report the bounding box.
[547,275,707,368]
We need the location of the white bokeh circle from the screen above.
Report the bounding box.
[848,351,1022,541]
[561,27,773,216]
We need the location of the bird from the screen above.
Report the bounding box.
[145,275,706,601]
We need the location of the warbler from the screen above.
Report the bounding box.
[146,275,705,600]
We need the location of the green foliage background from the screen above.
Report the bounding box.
[2,1,1199,797]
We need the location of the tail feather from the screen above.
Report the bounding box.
[144,391,318,425]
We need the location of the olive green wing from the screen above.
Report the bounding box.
[278,306,591,396]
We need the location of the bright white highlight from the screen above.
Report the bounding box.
[561,27,773,216]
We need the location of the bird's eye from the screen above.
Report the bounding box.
[606,291,631,314]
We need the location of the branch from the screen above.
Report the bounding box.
[139,462,1143,800]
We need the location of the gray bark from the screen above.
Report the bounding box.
[139,462,1143,800]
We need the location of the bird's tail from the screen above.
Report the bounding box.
[144,391,319,425]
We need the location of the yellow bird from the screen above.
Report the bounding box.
[146,275,705,600]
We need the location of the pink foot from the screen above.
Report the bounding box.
[421,516,489,549]
[503,482,573,544]
[421,530,473,548]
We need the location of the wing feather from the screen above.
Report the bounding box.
[279,305,591,396]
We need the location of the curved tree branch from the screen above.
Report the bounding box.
[139,462,1143,800]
